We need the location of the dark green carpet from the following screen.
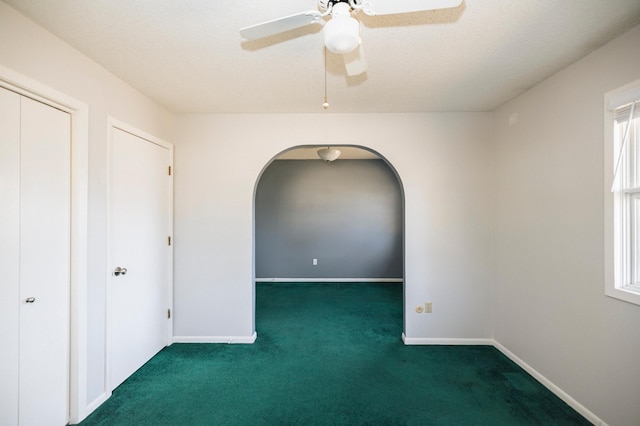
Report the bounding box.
[80,283,589,425]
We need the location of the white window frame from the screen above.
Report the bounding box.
[605,78,640,306]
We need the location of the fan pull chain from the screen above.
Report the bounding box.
[323,47,329,110]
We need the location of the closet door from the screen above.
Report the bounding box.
[0,86,71,426]
[18,96,71,425]
[0,86,21,426]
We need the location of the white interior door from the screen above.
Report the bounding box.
[108,126,172,391]
[0,86,71,426]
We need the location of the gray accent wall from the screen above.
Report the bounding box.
[255,159,403,279]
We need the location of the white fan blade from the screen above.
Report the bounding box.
[240,11,323,40]
[360,0,463,16]
[343,43,367,76]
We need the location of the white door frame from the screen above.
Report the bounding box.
[105,117,174,393]
[0,65,89,424]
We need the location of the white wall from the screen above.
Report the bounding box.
[172,113,494,342]
[493,25,640,426]
[0,2,174,419]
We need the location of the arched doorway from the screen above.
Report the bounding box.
[252,145,405,337]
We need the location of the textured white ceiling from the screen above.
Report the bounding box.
[4,0,640,113]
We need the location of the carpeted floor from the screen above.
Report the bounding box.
[80,283,589,425]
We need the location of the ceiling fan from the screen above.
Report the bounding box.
[240,0,463,76]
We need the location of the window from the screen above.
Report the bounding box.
[605,80,640,305]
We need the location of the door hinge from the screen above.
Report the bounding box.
[168,236,171,246]
[168,166,172,176]
[167,309,171,319]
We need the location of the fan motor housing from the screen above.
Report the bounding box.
[318,0,353,13]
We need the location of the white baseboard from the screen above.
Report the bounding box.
[172,332,257,344]
[493,340,607,426]
[256,278,403,283]
[402,334,493,346]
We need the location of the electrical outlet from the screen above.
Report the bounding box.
[415,306,424,313]
[425,302,432,313]
[313,258,318,266]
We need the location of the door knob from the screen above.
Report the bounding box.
[113,267,128,276]
[25,297,36,303]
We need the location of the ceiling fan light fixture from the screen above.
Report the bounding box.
[323,4,360,54]
[317,147,341,162]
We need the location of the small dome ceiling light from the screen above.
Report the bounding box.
[317,147,341,162]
